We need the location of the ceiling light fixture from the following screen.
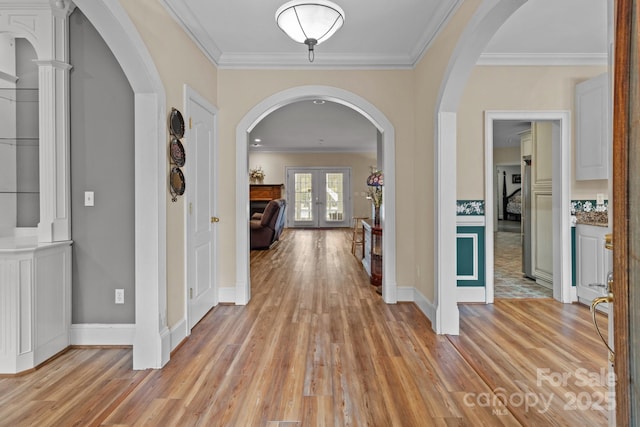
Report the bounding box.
[275,0,345,63]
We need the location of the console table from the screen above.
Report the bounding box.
[362,220,382,287]
[250,184,284,216]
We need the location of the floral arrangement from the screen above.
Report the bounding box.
[366,169,383,207]
[249,166,265,181]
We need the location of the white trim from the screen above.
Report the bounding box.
[457,287,486,303]
[70,324,135,346]
[170,318,188,352]
[456,215,486,226]
[456,233,478,281]
[74,0,168,370]
[413,287,436,326]
[477,52,608,67]
[484,111,573,306]
[218,286,237,304]
[434,112,459,335]
[434,0,527,334]
[396,286,415,302]
[236,85,397,305]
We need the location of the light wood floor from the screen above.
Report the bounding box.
[0,229,609,426]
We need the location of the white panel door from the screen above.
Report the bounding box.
[286,167,350,228]
[186,93,218,330]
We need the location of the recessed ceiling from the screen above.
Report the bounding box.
[161,0,607,69]
[160,0,608,152]
[161,0,463,68]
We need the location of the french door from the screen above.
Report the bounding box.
[286,167,351,228]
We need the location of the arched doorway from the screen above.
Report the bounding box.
[73,0,169,369]
[434,0,531,334]
[235,85,397,305]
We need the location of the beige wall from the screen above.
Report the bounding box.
[457,65,609,201]
[118,0,607,329]
[411,0,482,301]
[248,151,377,219]
[218,69,416,295]
[120,0,218,326]
[494,146,520,166]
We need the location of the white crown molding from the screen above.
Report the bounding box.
[160,0,221,67]
[477,52,608,66]
[411,0,463,67]
[216,52,415,70]
[249,147,376,154]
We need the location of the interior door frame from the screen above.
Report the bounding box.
[612,0,632,423]
[285,166,352,228]
[484,111,573,304]
[184,85,219,336]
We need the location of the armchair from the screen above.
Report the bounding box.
[250,198,286,249]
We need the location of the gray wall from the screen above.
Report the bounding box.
[70,9,135,323]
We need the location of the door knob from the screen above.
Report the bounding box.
[211,217,220,223]
[590,270,614,363]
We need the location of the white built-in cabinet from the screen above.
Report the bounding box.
[530,122,553,289]
[0,0,74,374]
[575,73,610,181]
[575,224,612,312]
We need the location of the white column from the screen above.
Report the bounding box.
[35,1,73,242]
[35,60,71,242]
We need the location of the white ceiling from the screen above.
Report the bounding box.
[161,0,608,152]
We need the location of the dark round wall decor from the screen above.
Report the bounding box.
[169,107,185,138]
[169,166,185,202]
[169,137,186,167]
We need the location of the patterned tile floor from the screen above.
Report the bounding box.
[494,227,553,299]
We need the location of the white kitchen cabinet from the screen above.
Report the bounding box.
[575,224,612,311]
[575,73,610,181]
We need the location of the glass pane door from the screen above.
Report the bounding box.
[286,167,351,228]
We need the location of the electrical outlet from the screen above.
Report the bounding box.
[596,193,606,205]
[115,289,124,304]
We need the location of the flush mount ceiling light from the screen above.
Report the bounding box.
[275,0,345,62]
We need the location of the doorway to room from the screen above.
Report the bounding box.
[484,113,572,305]
[492,120,553,300]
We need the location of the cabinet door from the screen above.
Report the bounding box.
[576,225,612,311]
[575,73,610,180]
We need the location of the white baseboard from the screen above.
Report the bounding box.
[413,287,436,326]
[70,324,135,346]
[396,286,415,302]
[457,286,486,303]
[170,318,189,352]
[218,286,236,304]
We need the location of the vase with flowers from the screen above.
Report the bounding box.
[366,169,383,226]
[249,166,265,184]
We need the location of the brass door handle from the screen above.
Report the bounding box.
[590,295,614,362]
[211,217,220,223]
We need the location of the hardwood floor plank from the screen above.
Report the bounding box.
[0,229,609,426]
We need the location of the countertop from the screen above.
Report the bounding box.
[574,211,608,227]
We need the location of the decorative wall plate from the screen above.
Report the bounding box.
[169,137,186,167]
[169,167,185,202]
[169,108,185,138]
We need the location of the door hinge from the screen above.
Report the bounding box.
[189,288,193,299]
[189,202,192,215]
[189,117,192,129]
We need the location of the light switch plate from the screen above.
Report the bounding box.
[84,191,94,207]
